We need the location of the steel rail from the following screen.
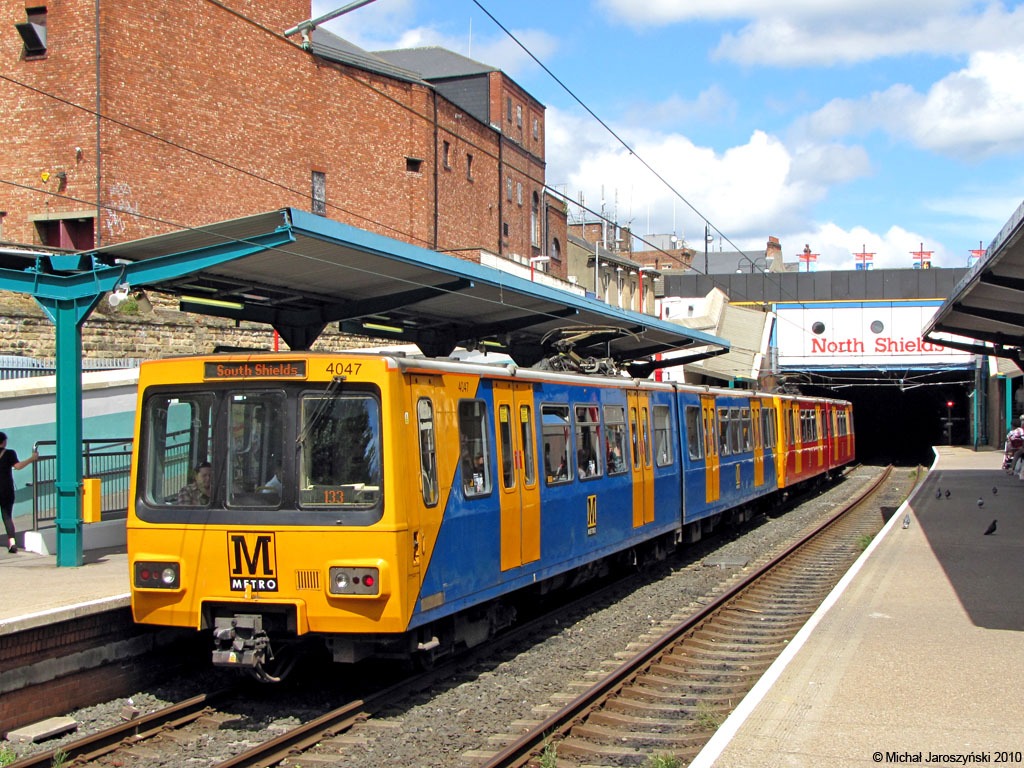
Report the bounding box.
[481,464,895,768]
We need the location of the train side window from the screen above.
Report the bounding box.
[740,407,752,451]
[653,405,672,466]
[520,404,536,485]
[630,407,641,467]
[788,409,797,446]
[542,404,571,484]
[575,404,602,479]
[641,406,652,468]
[718,408,730,456]
[498,404,515,490]
[418,398,438,506]
[729,407,742,454]
[459,400,491,497]
[685,406,703,460]
[604,405,629,475]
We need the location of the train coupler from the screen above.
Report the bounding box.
[212,614,273,669]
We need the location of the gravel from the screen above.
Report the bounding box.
[7,465,901,768]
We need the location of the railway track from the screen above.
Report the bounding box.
[480,464,919,768]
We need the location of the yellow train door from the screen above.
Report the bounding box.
[751,398,764,487]
[493,381,540,571]
[627,391,655,527]
[700,395,719,504]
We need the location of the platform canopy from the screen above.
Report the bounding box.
[93,208,728,372]
[924,199,1024,364]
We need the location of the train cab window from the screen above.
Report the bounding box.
[417,398,439,506]
[542,404,571,484]
[227,391,285,508]
[499,405,515,489]
[653,405,672,466]
[299,393,382,508]
[788,409,797,446]
[575,405,602,479]
[740,408,752,451]
[604,405,629,475]
[142,393,215,507]
[685,405,703,460]
[459,400,491,496]
[520,404,536,485]
[718,408,730,456]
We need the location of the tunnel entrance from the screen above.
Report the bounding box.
[794,369,976,465]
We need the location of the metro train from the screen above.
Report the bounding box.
[127,352,854,678]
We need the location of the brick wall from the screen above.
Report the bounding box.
[0,0,543,262]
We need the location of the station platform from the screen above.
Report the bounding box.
[0,545,129,635]
[692,447,1024,768]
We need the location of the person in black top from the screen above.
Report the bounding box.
[0,432,39,554]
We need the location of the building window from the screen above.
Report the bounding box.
[507,96,512,122]
[516,104,522,128]
[311,171,326,216]
[442,141,451,169]
[551,238,561,262]
[503,222,509,238]
[533,117,539,140]
[506,176,513,201]
[16,6,47,58]
[516,182,522,206]
[466,153,473,181]
[406,157,423,173]
[531,193,540,246]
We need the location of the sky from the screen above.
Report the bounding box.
[310,0,1024,271]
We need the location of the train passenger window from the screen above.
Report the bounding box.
[630,407,641,467]
[142,394,214,507]
[299,394,382,507]
[520,405,536,485]
[653,405,672,466]
[459,400,491,497]
[227,391,285,508]
[418,398,438,506]
[718,408,730,456]
[685,406,703,460]
[604,405,629,475]
[641,407,652,468]
[575,405,602,479]
[740,408,752,451]
[729,408,742,454]
[499,405,515,490]
[542,404,571,484]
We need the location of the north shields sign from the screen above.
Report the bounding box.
[776,303,972,367]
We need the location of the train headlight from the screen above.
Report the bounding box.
[134,561,180,590]
[328,566,379,596]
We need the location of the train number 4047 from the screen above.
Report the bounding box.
[325,361,362,375]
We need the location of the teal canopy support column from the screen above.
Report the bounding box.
[35,295,100,567]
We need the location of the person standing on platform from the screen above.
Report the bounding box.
[0,432,39,554]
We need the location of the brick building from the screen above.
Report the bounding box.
[1,0,564,275]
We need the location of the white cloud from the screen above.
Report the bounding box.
[794,50,1024,159]
[597,0,1024,67]
[776,222,956,271]
[546,107,870,247]
[624,86,737,128]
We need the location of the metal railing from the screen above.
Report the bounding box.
[31,438,134,528]
[0,357,143,381]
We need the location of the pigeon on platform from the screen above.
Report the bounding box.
[984,520,997,535]
[978,497,984,508]
[945,489,951,498]
[936,488,942,499]
[903,514,911,529]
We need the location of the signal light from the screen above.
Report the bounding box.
[946,401,954,408]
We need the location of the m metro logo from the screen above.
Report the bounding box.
[227,532,279,592]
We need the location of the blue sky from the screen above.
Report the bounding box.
[311,0,1024,270]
